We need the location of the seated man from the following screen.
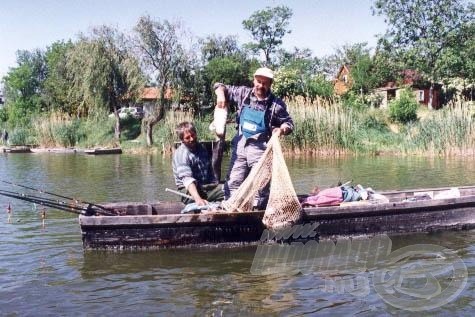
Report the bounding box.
[172,121,224,206]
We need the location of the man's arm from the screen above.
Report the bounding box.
[186,182,207,206]
[271,99,294,137]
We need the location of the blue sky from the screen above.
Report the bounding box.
[0,0,387,79]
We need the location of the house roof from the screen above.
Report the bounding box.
[141,87,174,100]
[376,69,442,90]
[335,64,350,80]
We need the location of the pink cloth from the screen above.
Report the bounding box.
[302,187,343,207]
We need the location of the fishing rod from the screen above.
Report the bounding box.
[0,189,87,215]
[0,189,117,216]
[0,179,115,215]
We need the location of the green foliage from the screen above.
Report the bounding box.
[134,15,188,145]
[272,67,303,99]
[8,127,31,145]
[306,75,334,100]
[389,89,418,123]
[7,98,39,127]
[204,56,255,86]
[199,35,242,62]
[66,26,145,140]
[321,42,372,80]
[341,91,370,111]
[52,120,81,147]
[349,54,376,93]
[43,40,75,114]
[119,116,142,141]
[2,50,46,127]
[272,53,333,101]
[76,116,115,148]
[0,107,8,123]
[373,0,474,84]
[360,109,389,133]
[242,6,293,65]
[401,104,475,154]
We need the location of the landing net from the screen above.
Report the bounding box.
[221,134,302,229]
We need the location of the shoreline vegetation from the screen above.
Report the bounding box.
[2,99,475,158]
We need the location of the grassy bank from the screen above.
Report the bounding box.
[4,99,475,157]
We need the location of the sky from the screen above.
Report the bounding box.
[0,0,388,80]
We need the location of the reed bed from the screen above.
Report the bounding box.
[24,99,475,157]
[402,103,475,156]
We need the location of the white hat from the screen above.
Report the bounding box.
[254,67,274,79]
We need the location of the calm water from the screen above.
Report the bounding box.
[0,152,474,316]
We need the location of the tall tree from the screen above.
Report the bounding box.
[2,49,46,126]
[272,47,326,100]
[67,26,145,140]
[134,15,187,146]
[199,35,258,106]
[199,34,242,62]
[43,40,75,114]
[373,0,475,108]
[242,6,293,66]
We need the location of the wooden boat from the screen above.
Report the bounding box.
[79,185,475,250]
[84,147,122,155]
[2,145,32,153]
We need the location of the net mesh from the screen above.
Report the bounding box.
[221,135,302,229]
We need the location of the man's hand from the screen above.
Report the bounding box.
[195,197,208,206]
[272,127,282,137]
[272,126,289,137]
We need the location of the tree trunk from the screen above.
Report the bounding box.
[114,116,121,140]
[428,82,434,110]
[113,103,121,140]
[144,102,164,146]
[145,118,157,146]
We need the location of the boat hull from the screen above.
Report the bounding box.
[79,186,475,250]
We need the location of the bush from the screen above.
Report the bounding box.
[8,128,30,145]
[389,89,418,123]
[361,110,389,132]
[53,120,80,147]
[0,107,8,122]
[341,91,369,111]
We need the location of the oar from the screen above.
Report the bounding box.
[165,188,194,201]
[0,179,114,215]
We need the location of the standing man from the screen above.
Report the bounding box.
[214,67,294,209]
[172,121,224,206]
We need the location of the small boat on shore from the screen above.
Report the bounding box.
[79,185,475,250]
[84,148,122,155]
[2,145,32,153]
